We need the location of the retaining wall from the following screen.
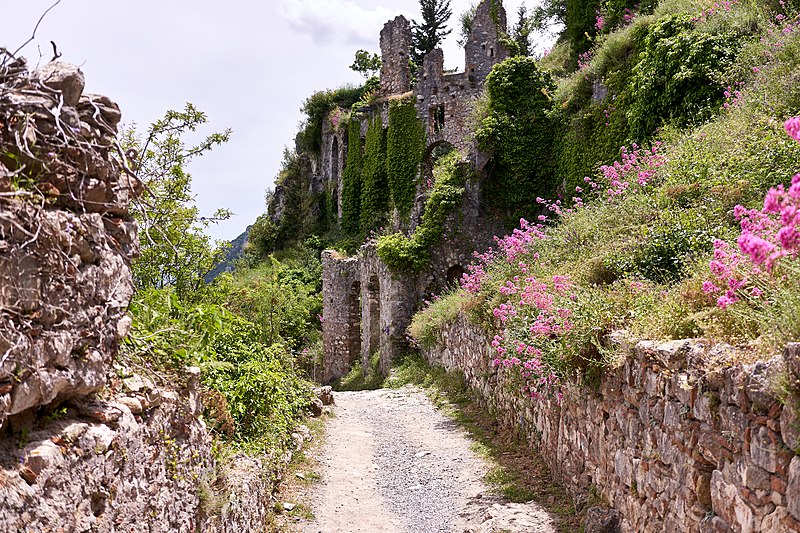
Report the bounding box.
[423,314,800,532]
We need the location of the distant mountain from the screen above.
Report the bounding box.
[204,226,251,283]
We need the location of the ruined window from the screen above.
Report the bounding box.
[446,265,465,286]
[431,105,445,133]
[490,47,495,58]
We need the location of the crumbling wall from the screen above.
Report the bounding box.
[322,251,362,383]
[0,59,140,428]
[379,16,412,97]
[424,315,800,533]
[0,58,281,531]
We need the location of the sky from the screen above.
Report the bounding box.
[4,0,545,241]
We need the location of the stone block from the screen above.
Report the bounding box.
[584,507,621,533]
[750,425,792,475]
[711,469,756,532]
[787,457,800,520]
[780,399,800,453]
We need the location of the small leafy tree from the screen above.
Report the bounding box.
[457,3,478,48]
[350,49,382,78]
[411,0,453,66]
[123,104,231,301]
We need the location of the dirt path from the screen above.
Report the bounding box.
[301,386,560,533]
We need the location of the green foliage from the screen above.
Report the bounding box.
[215,256,322,350]
[531,0,568,33]
[297,85,365,155]
[122,104,231,303]
[477,56,557,213]
[387,96,426,217]
[565,0,599,59]
[341,119,363,234]
[628,14,740,138]
[350,49,382,78]
[457,3,478,47]
[247,213,279,259]
[409,290,470,348]
[360,115,389,230]
[510,5,535,56]
[377,150,469,271]
[412,0,454,65]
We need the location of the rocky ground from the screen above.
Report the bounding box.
[289,386,562,533]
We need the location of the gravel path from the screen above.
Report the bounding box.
[303,386,559,533]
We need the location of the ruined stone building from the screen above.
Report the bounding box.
[321,0,510,382]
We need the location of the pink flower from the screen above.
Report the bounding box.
[785,117,800,142]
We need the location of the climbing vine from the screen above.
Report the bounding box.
[387,96,426,217]
[341,118,363,234]
[360,114,389,230]
[476,56,557,214]
[377,150,470,271]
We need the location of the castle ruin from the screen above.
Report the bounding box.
[321,0,509,382]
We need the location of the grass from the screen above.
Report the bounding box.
[331,351,385,391]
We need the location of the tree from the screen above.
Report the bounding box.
[350,49,382,78]
[530,0,567,34]
[456,3,478,48]
[511,5,534,56]
[122,104,232,301]
[411,0,453,66]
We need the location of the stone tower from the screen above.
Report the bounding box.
[379,16,412,96]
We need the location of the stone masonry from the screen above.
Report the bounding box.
[423,314,800,533]
[0,58,280,530]
[321,0,508,382]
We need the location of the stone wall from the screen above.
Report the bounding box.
[0,59,140,428]
[0,368,274,532]
[379,16,412,97]
[0,59,280,530]
[423,315,800,533]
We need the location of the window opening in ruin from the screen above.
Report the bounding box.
[489,47,494,58]
[331,137,340,183]
[446,265,465,286]
[348,281,362,367]
[367,275,381,357]
[431,105,445,134]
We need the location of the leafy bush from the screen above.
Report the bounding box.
[297,85,365,155]
[628,14,741,138]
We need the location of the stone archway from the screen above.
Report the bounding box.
[364,275,381,369]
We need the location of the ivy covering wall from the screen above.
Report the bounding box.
[341,118,363,233]
[377,150,470,271]
[476,56,557,215]
[360,114,389,230]
[387,96,426,217]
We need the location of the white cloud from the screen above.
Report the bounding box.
[279,0,400,47]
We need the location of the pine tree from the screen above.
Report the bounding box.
[411,0,453,66]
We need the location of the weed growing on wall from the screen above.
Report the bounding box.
[387,96,425,217]
[378,150,470,271]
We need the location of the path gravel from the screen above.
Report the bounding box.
[302,386,559,533]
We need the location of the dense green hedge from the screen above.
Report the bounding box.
[628,14,740,138]
[341,119,363,233]
[387,96,426,217]
[360,114,389,230]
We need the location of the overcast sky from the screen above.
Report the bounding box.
[4,0,545,241]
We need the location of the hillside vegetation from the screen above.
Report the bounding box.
[412,0,800,397]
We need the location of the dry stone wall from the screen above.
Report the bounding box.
[423,314,800,533]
